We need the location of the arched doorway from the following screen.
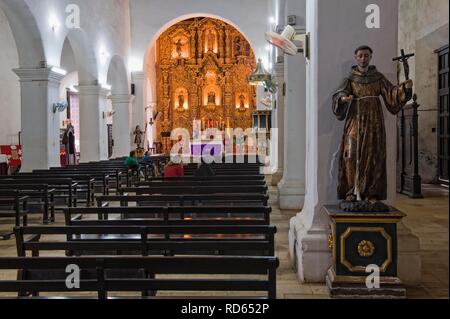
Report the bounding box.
[145,16,257,153]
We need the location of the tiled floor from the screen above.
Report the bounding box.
[268,180,449,299]
[0,181,448,299]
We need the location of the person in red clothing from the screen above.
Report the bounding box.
[164,156,185,178]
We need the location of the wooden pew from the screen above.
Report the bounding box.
[0,192,29,240]
[96,194,269,207]
[145,175,265,182]
[0,184,55,224]
[64,206,272,226]
[33,170,108,197]
[119,185,268,195]
[15,225,276,257]
[52,166,132,189]
[134,180,267,188]
[0,256,279,299]
[0,178,78,208]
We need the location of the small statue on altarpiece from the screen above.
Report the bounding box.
[239,94,246,109]
[208,91,216,105]
[175,39,183,57]
[178,94,185,109]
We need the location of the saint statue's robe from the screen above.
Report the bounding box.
[332,65,412,201]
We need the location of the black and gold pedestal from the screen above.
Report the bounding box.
[324,205,407,299]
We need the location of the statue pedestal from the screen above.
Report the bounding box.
[324,205,407,299]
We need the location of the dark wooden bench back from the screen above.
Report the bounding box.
[120,185,268,195]
[0,256,278,299]
[0,178,77,207]
[96,194,269,207]
[65,206,272,226]
[0,185,55,224]
[135,180,266,187]
[15,225,276,257]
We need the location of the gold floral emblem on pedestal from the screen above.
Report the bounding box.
[357,240,375,257]
[328,224,334,251]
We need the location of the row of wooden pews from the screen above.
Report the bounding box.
[0,157,279,299]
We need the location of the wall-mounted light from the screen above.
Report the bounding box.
[269,17,276,25]
[101,84,112,91]
[50,66,67,76]
[100,50,111,65]
[49,15,60,32]
[103,110,116,119]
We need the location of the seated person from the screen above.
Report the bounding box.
[142,151,152,164]
[164,156,185,178]
[124,151,140,174]
[194,158,215,177]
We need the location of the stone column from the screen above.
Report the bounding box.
[111,94,132,157]
[131,71,146,149]
[271,61,285,185]
[77,84,109,162]
[13,67,64,171]
[289,0,421,284]
[278,51,306,210]
[277,0,307,210]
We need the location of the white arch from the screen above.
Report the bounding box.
[0,0,46,67]
[61,29,98,85]
[106,55,129,95]
[143,13,256,70]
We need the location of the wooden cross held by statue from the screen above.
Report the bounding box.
[393,49,415,83]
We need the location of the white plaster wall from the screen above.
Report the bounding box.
[314,0,400,208]
[398,0,449,183]
[25,0,131,85]
[130,0,269,71]
[60,37,78,74]
[0,8,20,145]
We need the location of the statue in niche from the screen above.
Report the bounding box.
[207,31,214,52]
[239,94,246,109]
[178,94,185,109]
[235,37,242,56]
[332,45,413,211]
[245,43,251,56]
[175,39,183,57]
[208,91,216,105]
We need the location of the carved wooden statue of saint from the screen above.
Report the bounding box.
[133,125,144,149]
[332,46,413,205]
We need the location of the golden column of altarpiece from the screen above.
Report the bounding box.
[154,18,257,147]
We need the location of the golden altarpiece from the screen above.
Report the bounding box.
[154,17,257,149]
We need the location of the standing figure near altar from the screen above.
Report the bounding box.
[332,45,413,202]
[133,125,144,149]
